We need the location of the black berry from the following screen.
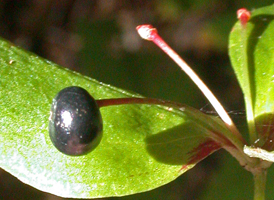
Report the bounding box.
[49,86,103,156]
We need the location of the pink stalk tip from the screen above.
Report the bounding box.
[136,25,158,41]
[237,8,251,26]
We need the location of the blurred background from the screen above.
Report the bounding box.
[0,0,274,199]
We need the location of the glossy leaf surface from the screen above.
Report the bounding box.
[0,38,233,198]
[229,5,274,147]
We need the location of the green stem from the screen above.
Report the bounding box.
[240,24,257,143]
[253,169,267,200]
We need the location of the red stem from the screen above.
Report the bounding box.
[136,24,244,144]
[96,98,185,109]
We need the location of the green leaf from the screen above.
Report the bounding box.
[0,38,233,198]
[229,5,274,146]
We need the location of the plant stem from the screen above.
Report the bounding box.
[253,169,267,200]
[97,97,255,166]
[238,10,257,144]
[241,22,257,144]
[136,25,242,140]
[96,97,184,108]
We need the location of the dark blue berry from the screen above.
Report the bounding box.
[49,86,103,156]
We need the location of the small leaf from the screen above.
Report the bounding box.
[0,38,234,198]
[229,5,274,147]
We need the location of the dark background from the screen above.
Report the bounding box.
[0,1,273,199]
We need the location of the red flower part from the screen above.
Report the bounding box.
[237,8,251,26]
[136,25,158,41]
